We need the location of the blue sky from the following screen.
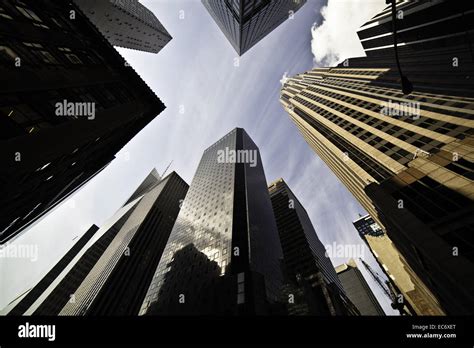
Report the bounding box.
[0,0,396,314]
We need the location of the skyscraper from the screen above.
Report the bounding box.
[4,225,99,316]
[0,0,165,243]
[74,0,172,54]
[352,214,414,313]
[202,0,306,56]
[6,170,188,315]
[268,178,358,315]
[353,214,384,239]
[280,0,474,314]
[353,214,411,313]
[355,0,474,97]
[140,128,285,315]
[335,259,385,316]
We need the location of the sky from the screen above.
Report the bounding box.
[0,0,395,314]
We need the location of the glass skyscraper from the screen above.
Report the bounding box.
[280,0,474,314]
[353,215,384,239]
[352,214,414,315]
[0,0,166,244]
[6,170,188,316]
[336,259,385,316]
[140,128,284,315]
[269,178,359,315]
[202,0,306,55]
[5,225,99,316]
[74,0,172,54]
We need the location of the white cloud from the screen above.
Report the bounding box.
[311,0,388,66]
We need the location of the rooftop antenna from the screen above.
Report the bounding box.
[160,160,173,179]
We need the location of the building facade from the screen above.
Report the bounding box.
[353,214,384,239]
[269,178,358,315]
[336,259,385,316]
[280,0,474,314]
[202,0,306,56]
[6,170,188,315]
[140,128,285,315]
[0,0,166,244]
[5,225,99,315]
[355,0,474,97]
[353,214,413,314]
[74,0,172,54]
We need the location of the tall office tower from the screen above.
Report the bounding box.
[335,259,385,316]
[0,0,165,243]
[280,0,474,314]
[354,0,474,97]
[202,0,306,56]
[352,214,409,312]
[353,214,384,238]
[268,178,358,315]
[352,214,413,313]
[6,170,188,315]
[140,128,284,315]
[74,0,172,54]
[4,225,99,316]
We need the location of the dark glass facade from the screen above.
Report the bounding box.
[202,0,306,55]
[33,211,134,315]
[7,225,99,316]
[353,215,384,239]
[268,178,358,315]
[10,170,188,316]
[59,171,188,315]
[336,260,385,316]
[74,0,172,54]
[140,128,285,315]
[354,0,474,97]
[0,0,166,243]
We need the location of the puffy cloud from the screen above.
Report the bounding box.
[311,0,388,67]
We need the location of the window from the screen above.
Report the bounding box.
[22,43,58,64]
[7,104,42,126]
[50,17,63,28]
[35,162,51,171]
[33,22,49,29]
[0,45,17,62]
[65,53,83,64]
[0,6,13,20]
[16,6,42,22]
[23,42,43,48]
[35,50,59,64]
